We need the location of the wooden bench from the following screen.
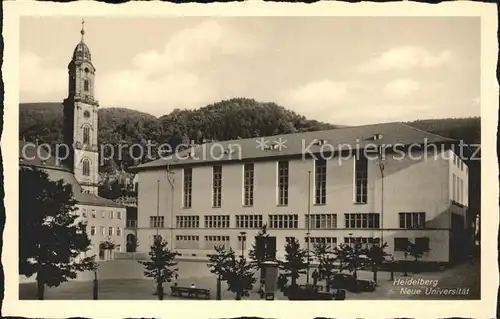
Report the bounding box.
[170,286,211,299]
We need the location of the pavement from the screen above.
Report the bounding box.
[19,259,480,300]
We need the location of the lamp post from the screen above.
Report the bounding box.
[377,145,385,245]
[93,267,98,300]
[306,170,311,286]
[166,167,176,247]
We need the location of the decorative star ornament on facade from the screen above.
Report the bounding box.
[256,137,270,151]
[274,137,287,151]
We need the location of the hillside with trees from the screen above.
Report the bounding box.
[19,99,481,215]
[20,98,337,168]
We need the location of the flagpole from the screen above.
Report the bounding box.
[156,179,160,237]
[306,170,311,286]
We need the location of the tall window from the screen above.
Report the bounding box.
[354,154,368,204]
[82,159,90,176]
[452,173,456,201]
[278,161,289,206]
[183,168,192,208]
[315,159,327,205]
[459,179,463,204]
[399,212,426,229]
[243,163,254,206]
[83,126,90,144]
[84,79,89,92]
[213,166,222,208]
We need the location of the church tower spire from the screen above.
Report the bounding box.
[80,18,85,41]
[63,19,99,195]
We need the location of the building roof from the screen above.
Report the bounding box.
[133,122,456,171]
[19,141,125,209]
[19,140,72,172]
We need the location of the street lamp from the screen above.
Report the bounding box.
[377,145,385,245]
[93,266,98,300]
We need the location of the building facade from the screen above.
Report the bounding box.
[133,123,469,265]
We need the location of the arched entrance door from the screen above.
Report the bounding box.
[126,233,137,252]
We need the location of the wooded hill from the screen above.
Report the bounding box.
[19,98,480,215]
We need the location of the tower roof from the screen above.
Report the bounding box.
[72,19,92,62]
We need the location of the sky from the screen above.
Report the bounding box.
[19,16,480,126]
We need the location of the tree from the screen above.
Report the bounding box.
[138,236,180,300]
[207,245,256,300]
[19,167,97,300]
[248,224,273,287]
[278,237,308,289]
[335,243,366,279]
[406,240,426,274]
[366,242,389,284]
[312,242,337,291]
[224,255,257,300]
[207,244,234,300]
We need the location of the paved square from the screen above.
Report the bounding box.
[19,259,479,300]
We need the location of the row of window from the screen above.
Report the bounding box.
[82,209,123,219]
[182,156,370,209]
[172,235,429,252]
[452,153,466,172]
[89,226,122,236]
[149,212,426,229]
[452,173,466,205]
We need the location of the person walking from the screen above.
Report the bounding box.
[312,269,319,286]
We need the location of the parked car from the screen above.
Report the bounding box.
[328,273,376,292]
[329,273,358,291]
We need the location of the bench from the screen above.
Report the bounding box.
[170,286,211,299]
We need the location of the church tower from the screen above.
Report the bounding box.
[63,19,99,195]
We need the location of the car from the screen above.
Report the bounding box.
[328,273,376,292]
[329,273,358,291]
